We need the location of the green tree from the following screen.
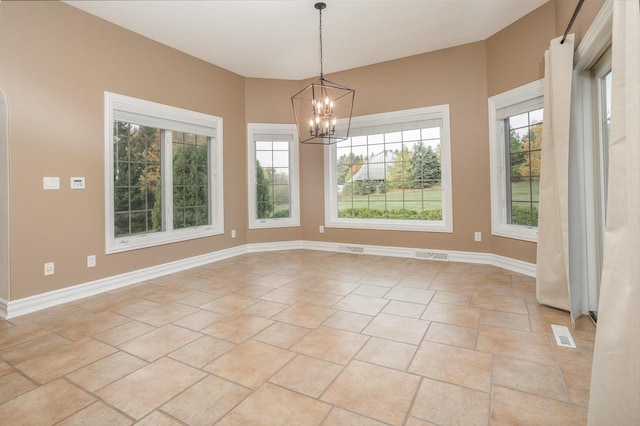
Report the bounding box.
[411,142,440,188]
[171,139,208,229]
[519,124,542,180]
[387,147,413,189]
[113,122,161,236]
[508,129,525,182]
[256,160,272,218]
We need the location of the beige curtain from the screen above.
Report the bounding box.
[536,34,575,314]
[588,1,640,424]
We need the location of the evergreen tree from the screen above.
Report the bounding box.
[256,160,272,218]
[171,139,208,229]
[411,141,440,188]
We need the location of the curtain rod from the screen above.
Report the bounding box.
[560,0,586,44]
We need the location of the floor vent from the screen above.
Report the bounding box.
[415,251,449,261]
[551,324,577,348]
[338,245,365,254]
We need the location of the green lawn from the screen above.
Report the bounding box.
[338,185,442,211]
[511,180,539,202]
[510,180,539,226]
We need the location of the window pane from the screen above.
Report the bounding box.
[113,122,161,237]
[422,127,440,139]
[255,141,272,151]
[172,131,210,230]
[505,107,542,227]
[254,137,292,220]
[508,112,528,129]
[335,126,442,221]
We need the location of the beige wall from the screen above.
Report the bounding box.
[485,0,605,262]
[0,0,607,302]
[0,88,8,301]
[244,78,304,244]
[0,1,247,299]
[299,42,495,257]
[554,0,606,47]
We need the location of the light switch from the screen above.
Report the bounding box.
[43,177,60,190]
[70,177,86,189]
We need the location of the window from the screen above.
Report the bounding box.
[247,123,300,229]
[594,50,612,222]
[488,80,544,242]
[105,92,223,253]
[324,105,453,232]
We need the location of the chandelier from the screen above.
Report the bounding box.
[291,2,355,145]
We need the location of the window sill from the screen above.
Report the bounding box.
[106,227,223,254]
[326,218,452,233]
[249,218,300,230]
[492,226,538,243]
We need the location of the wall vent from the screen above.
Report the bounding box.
[415,251,448,261]
[338,245,365,254]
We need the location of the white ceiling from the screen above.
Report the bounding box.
[65,0,548,80]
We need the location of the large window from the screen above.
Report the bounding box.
[325,105,452,232]
[247,124,300,229]
[105,92,223,253]
[489,80,544,242]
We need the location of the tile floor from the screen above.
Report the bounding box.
[0,250,596,425]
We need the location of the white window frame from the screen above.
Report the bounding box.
[104,92,224,254]
[324,105,453,233]
[247,123,300,229]
[572,0,612,313]
[488,80,544,242]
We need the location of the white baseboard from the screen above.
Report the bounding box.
[301,240,536,277]
[1,241,536,319]
[2,245,246,320]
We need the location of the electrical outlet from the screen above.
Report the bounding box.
[44,262,55,276]
[87,255,96,268]
[474,232,482,242]
[319,225,325,233]
[231,229,237,238]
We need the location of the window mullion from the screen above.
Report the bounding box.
[208,136,214,226]
[163,130,174,232]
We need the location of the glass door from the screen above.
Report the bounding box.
[590,49,612,322]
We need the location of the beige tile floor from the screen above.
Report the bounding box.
[0,250,596,425]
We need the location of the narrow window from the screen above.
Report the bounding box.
[489,80,544,242]
[504,107,543,227]
[247,124,300,229]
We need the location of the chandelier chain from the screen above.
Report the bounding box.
[319,5,324,79]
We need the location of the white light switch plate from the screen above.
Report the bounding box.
[70,177,86,189]
[43,177,60,190]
